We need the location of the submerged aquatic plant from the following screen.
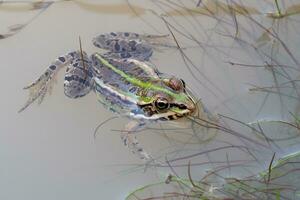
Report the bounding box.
[126,151,300,199]
[123,0,300,199]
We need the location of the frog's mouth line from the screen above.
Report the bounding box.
[130,110,190,121]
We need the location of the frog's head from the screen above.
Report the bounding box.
[135,76,196,121]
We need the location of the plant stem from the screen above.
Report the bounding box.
[274,0,282,17]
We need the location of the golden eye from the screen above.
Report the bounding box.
[155,98,169,110]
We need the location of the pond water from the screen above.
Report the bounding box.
[1,0,300,199]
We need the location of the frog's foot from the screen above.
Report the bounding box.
[19,53,74,112]
[121,121,159,164]
[143,156,164,171]
[93,32,172,61]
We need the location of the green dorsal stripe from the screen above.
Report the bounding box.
[95,53,186,101]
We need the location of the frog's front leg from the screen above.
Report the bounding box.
[121,121,153,161]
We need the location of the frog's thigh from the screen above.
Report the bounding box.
[121,121,152,160]
[64,52,93,99]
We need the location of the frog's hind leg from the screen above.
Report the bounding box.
[93,34,152,61]
[19,52,77,112]
[64,52,93,99]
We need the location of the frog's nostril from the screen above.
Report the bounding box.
[178,104,187,109]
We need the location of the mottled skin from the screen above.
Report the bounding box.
[20,32,196,162]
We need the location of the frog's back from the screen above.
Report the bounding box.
[91,54,159,115]
[90,32,168,116]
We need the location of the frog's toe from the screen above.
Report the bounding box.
[19,76,50,112]
[143,157,163,171]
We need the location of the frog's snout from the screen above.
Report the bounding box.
[186,100,196,114]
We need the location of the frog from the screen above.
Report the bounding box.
[19,32,196,162]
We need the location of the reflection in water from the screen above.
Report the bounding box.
[72,0,146,16]
[0,0,146,39]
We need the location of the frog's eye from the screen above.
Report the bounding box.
[155,98,169,110]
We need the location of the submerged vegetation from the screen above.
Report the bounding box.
[123,0,300,199]
[2,0,300,199]
[126,151,300,199]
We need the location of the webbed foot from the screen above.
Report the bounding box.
[93,32,173,61]
[19,54,71,112]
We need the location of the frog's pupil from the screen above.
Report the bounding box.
[155,99,169,110]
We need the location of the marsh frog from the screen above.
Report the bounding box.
[20,32,196,162]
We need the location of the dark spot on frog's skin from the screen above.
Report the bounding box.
[135,70,143,76]
[120,52,131,58]
[58,56,66,62]
[49,65,56,70]
[110,32,117,36]
[73,76,78,81]
[100,34,105,37]
[45,71,49,76]
[129,40,136,46]
[129,87,137,93]
[114,42,120,51]
[121,47,126,52]
[109,83,119,88]
[129,41,137,51]
[106,40,111,45]
[65,76,72,81]
[124,32,130,37]
[94,59,99,66]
